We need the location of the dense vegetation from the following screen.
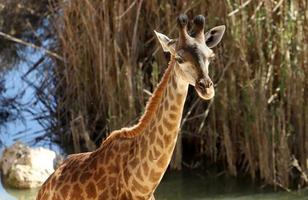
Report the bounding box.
[1,0,307,190]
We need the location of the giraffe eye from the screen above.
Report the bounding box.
[175,56,185,64]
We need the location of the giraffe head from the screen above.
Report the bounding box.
[155,14,225,100]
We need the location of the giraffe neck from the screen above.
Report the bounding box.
[125,58,189,198]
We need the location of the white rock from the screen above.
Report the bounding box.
[0,141,57,188]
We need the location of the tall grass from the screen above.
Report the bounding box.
[49,0,307,188]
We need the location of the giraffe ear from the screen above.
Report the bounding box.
[205,25,226,48]
[154,30,176,54]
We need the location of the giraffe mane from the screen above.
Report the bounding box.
[101,58,175,146]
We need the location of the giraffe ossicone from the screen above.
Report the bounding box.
[36,14,225,200]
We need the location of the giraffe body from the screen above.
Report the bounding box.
[37,14,225,200]
[37,59,187,200]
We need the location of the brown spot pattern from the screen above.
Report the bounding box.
[164,134,172,146]
[156,136,164,149]
[149,127,156,143]
[171,75,177,89]
[149,169,161,182]
[163,117,175,131]
[164,99,169,110]
[135,167,144,181]
[86,181,97,198]
[153,146,160,158]
[176,93,184,104]
[129,157,139,169]
[157,106,163,119]
[79,172,92,184]
[168,88,174,100]
[169,113,177,121]
[149,150,155,160]
[157,154,168,168]
[98,190,109,199]
[170,105,178,112]
[97,175,107,190]
[107,163,118,173]
[60,184,70,199]
[132,178,149,194]
[120,142,130,153]
[140,143,148,158]
[158,125,164,136]
[70,183,83,199]
[142,161,150,176]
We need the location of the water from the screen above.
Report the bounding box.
[0,180,39,200]
[1,170,307,200]
[155,171,308,200]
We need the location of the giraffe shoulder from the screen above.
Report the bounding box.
[100,127,138,148]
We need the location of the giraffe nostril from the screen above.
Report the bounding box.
[197,78,213,90]
[208,80,213,87]
[197,79,206,91]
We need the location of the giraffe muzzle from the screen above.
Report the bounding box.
[195,77,215,100]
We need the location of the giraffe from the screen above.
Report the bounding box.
[36,14,225,200]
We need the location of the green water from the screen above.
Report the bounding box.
[155,171,308,200]
[1,170,307,200]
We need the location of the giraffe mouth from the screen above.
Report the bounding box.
[195,84,215,100]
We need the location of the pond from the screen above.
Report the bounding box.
[1,169,307,199]
[155,171,308,200]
